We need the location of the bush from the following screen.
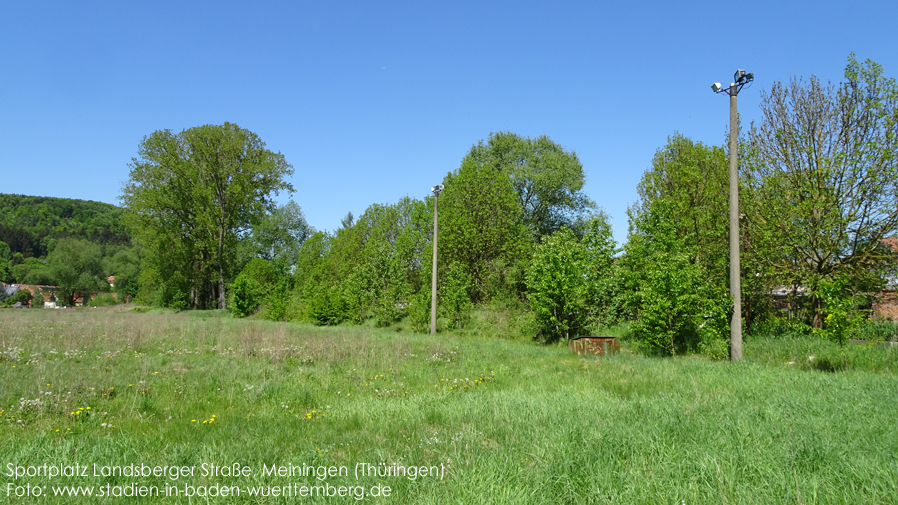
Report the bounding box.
[5,288,32,307]
[853,319,898,342]
[440,262,473,330]
[87,293,118,307]
[749,317,813,338]
[230,276,261,318]
[262,280,290,322]
[526,228,589,343]
[407,291,432,333]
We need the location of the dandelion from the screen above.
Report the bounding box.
[192,419,196,422]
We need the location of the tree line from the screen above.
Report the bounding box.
[4,55,896,357]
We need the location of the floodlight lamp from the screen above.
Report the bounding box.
[711,82,722,92]
[745,72,754,81]
[431,184,444,195]
[734,69,746,83]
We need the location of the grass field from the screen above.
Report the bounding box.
[2,308,897,504]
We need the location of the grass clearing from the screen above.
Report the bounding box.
[2,308,897,503]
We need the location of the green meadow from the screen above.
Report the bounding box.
[2,308,897,504]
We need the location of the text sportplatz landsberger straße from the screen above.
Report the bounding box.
[6,461,447,481]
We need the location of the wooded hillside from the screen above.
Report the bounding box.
[0,194,130,258]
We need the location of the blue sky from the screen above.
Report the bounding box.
[2,0,896,246]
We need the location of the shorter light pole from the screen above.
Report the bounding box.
[712,69,753,361]
[430,184,443,335]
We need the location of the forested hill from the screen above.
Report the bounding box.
[0,194,130,258]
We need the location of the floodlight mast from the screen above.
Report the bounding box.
[430,184,444,335]
[712,69,753,362]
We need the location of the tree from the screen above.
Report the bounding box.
[47,238,104,306]
[463,131,595,236]
[622,200,731,357]
[745,55,898,327]
[439,157,528,302]
[340,212,354,230]
[526,227,590,342]
[121,122,294,309]
[0,241,11,283]
[244,200,313,271]
[631,134,730,284]
[104,246,141,302]
[11,257,52,285]
[619,134,739,356]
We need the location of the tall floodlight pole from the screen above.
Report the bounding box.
[430,184,444,335]
[712,69,753,362]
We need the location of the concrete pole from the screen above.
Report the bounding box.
[729,83,743,361]
[430,192,439,335]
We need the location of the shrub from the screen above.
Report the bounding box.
[526,228,588,343]
[5,288,32,307]
[407,291,432,333]
[87,293,118,307]
[230,276,261,318]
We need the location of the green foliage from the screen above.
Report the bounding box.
[622,197,731,357]
[631,252,703,356]
[121,122,294,310]
[463,131,595,236]
[243,200,313,272]
[440,262,474,329]
[229,276,261,318]
[526,228,589,342]
[262,279,291,322]
[10,257,53,285]
[0,240,10,282]
[290,197,432,326]
[579,214,618,325]
[229,259,277,318]
[87,293,118,307]
[440,157,529,302]
[47,238,105,306]
[748,317,813,338]
[104,246,141,300]
[745,55,898,327]
[0,194,130,260]
[4,287,32,306]
[818,275,866,346]
[853,319,898,342]
[406,291,432,333]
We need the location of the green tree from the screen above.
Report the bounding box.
[440,262,474,329]
[47,238,104,306]
[104,246,141,301]
[622,200,730,357]
[244,200,313,272]
[463,131,595,236]
[745,55,898,327]
[579,214,618,325]
[631,133,729,284]
[121,122,294,309]
[526,228,589,342]
[0,241,11,282]
[440,158,528,302]
[11,257,53,285]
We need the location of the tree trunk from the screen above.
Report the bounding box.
[812,296,823,328]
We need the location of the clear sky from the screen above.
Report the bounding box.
[2,0,896,246]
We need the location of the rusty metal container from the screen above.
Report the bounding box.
[569,337,619,356]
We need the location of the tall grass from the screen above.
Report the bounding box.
[1,308,896,504]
